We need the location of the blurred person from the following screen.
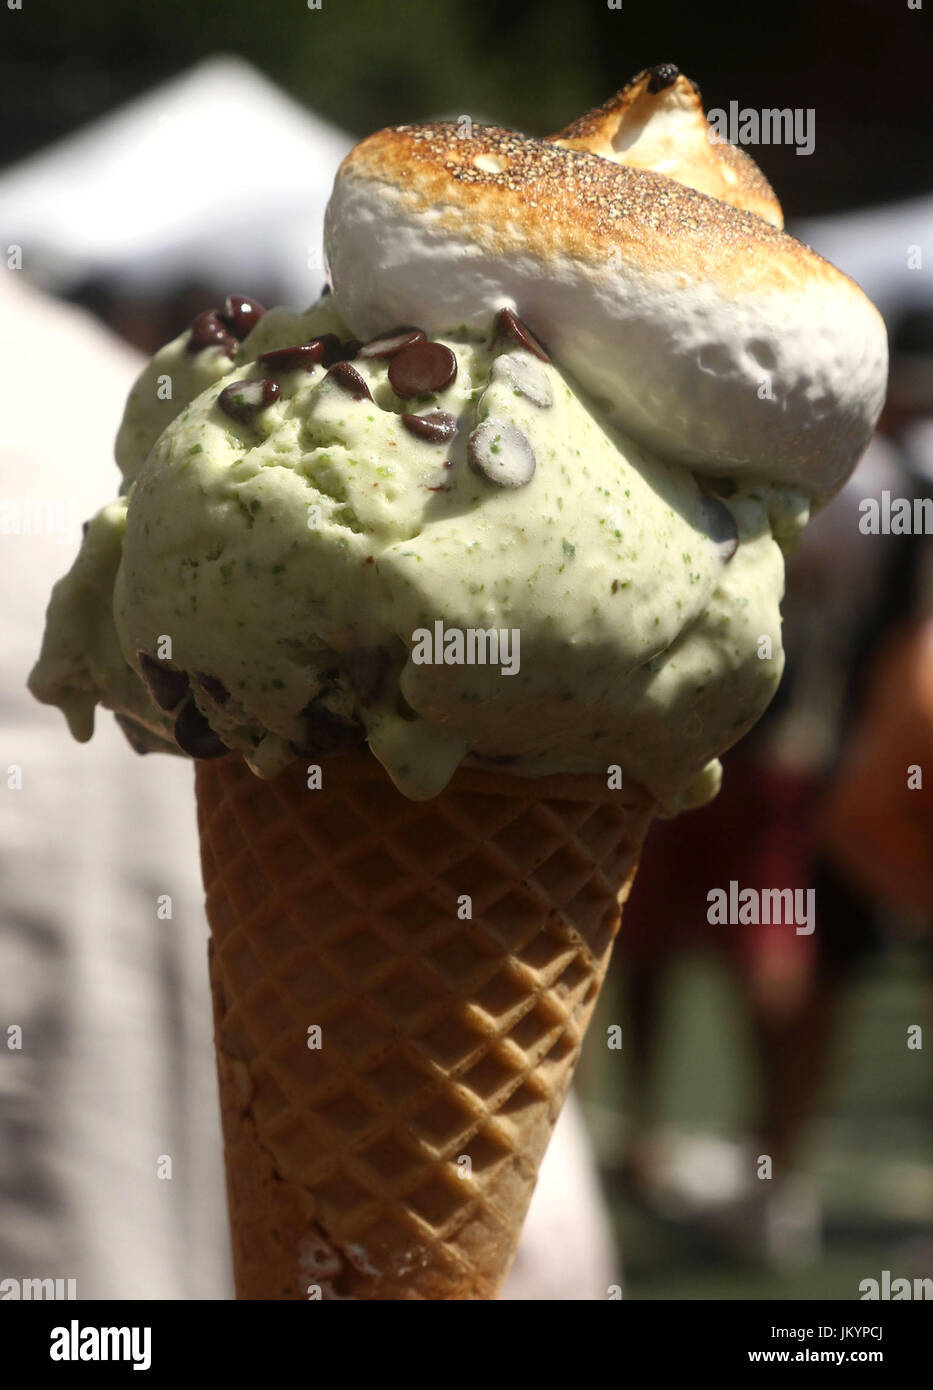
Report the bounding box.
[615,425,910,1266]
[0,270,616,1300]
[820,310,933,916]
[0,269,229,1298]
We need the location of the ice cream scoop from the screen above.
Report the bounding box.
[30,294,801,810]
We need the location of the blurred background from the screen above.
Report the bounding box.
[1,0,931,1301]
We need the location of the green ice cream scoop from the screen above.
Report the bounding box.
[30,295,806,811]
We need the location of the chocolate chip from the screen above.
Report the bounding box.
[138,652,190,711]
[115,713,152,755]
[307,334,357,367]
[306,333,340,366]
[646,63,680,94]
[188,309,238,357]
[326,360,372,401]
[218,377,281,423]
[468,419,536,488]
[198,673,230,705]
[222,295,266,340]
[342,648,390,706]
[81,519,90,538]
[695,495,739,562]
[291,702,364,757]
[173,696,227,758]
[491,353,553,408]
[388,341,457,397]
[495,309,549,363]
[401,410,457,443]
[358,328,425,360]
[258,344,323,373]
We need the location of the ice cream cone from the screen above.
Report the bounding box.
[195,751,653,1300]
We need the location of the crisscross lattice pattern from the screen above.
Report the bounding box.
[196,753,652,1299]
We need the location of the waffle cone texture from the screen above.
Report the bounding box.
[196,752,653,1299]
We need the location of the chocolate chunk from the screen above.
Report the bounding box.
[198,673,230,705]
[291,702,364,757]
[222,295,265,340]
[494,308,549,363]
[491,353,553,408]
[468,419,536,488]
[388,341,457,397]
[258,344,323,373]
[187,309,238,357]
[307,333,357,367]
[695,495,739,562]
[646,63,680,94]
[138,651,190,711]
[358,328,425,360]
[218,377,281,423]
[401,410,457,443]
[115,713,152,755]
[326,360,372,401]
[173,696,227,758]
[342,648,390,706]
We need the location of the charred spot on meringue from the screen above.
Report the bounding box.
[646,63,680,94]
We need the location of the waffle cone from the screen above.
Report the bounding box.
[196,751,653,1299]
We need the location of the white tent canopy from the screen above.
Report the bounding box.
[0,56,353,304]
[795,194,933,323]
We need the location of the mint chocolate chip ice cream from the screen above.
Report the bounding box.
[30,294,805,810]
